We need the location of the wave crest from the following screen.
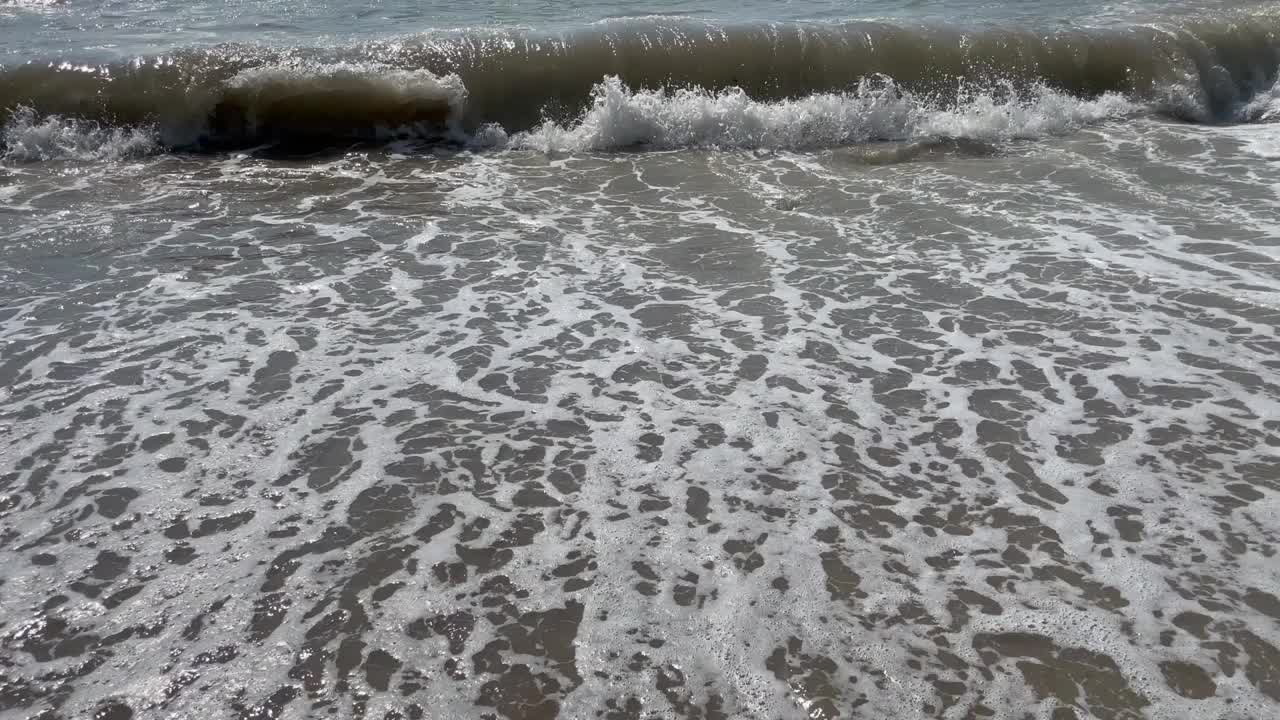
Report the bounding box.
[206,61,467,147]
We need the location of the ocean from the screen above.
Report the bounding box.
[1,1,1279,718]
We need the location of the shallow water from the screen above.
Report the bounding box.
[1,2,1279,720]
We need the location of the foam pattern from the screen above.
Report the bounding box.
[0,109,1278,720]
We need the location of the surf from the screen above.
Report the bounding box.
[3,13,1280,156]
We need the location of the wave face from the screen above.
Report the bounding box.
[3,14,1280,154]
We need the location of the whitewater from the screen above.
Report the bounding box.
[1,2,1278,719]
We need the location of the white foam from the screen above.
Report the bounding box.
[482,76,1140,152]
[1,106,158,162]
[4,82,1280,719]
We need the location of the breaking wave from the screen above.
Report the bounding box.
[3,13,1280,157]
[1,107,158,162]
[485,76,1140,152]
